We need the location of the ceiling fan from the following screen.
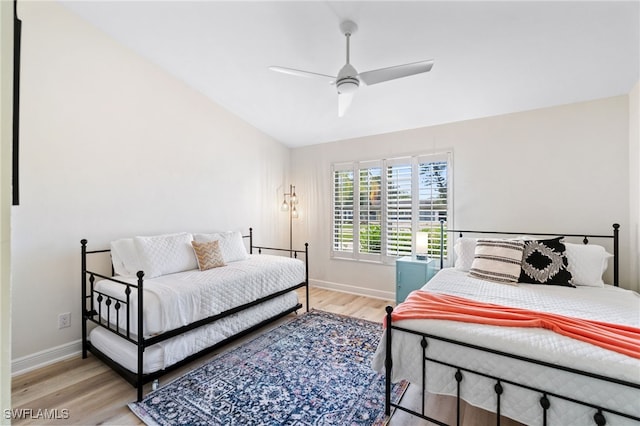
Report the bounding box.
[269,20,434,117]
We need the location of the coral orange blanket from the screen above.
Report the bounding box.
[389,291,640,359]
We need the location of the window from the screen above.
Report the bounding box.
[332,153,451,263]
[358,162,382,259]
[332,165,354,253]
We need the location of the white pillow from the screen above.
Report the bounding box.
[110,238,142,276]
[565,243,613,287]
[193,231,249,263]
[454,237,477,271]
[134,233,198,278]
[193,232,220,241]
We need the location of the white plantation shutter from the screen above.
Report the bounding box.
[418,154,449,258]
[331,152,451,263]
[386,159,413,257]
[358,162,382,257]
[332,163,354,257]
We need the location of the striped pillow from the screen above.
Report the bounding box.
[191,240,226,271]
[469,239,525,284]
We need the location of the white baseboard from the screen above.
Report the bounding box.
[309,279,395,301]
[12,339,82,376]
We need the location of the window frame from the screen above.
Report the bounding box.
[331,152,452,264]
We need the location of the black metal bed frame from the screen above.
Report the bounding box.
[81,228,309,402]
[384,223,640,425]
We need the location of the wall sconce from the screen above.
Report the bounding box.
[416,231,429,260]
[281,184,299,256]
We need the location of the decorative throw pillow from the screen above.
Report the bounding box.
[565,243,613,287]
[519,237,574,286]
[191,240,226,271]
[469,239,525,284]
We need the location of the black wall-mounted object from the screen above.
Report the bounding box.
[12,0,21,206]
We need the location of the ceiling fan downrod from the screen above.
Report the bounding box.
[337,20,359,95]
[340,20,358,65]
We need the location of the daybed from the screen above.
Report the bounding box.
[372,223,640,426]
[81,228,309,401]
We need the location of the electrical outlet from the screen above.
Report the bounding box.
[58,312,71,329]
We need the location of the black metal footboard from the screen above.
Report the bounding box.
[384,306,640,426]
[251,240,310,313]
[81,228,310,401]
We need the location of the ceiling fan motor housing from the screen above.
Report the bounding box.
[337,63,359,94]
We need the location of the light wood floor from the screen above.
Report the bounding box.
[11,287,522,426]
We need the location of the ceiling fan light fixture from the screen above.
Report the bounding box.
[337,77,359,94]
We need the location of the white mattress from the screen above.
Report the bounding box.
[90,291,299,373]
[371,268,640,426]
[92,254,305,337]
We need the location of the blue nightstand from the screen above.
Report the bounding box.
[396,257,438,304]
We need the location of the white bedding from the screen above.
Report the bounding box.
[90,292,299,373]
[371,268,640,426]
[93,254,305,337]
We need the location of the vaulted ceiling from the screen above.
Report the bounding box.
[60,1,639,147]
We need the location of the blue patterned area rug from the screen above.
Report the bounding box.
[129,310,407,425]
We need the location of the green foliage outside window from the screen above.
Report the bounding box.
[359,224,381,253]
[352,222,447,257]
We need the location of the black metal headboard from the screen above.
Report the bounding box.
[439,222,620,286]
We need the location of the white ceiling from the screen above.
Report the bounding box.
[59,1,639,148]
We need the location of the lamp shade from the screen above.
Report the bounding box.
[416,232,429,260]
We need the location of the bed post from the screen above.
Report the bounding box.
[249,227,253,255]
[385,306,393,416]
[305,242,309,312]
[81,239,88,359]
[136,270,145,402]
[613,223,619,287]
[439,220,445,269]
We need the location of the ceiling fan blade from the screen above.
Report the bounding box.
[358,59,434,86]
[269,66,335,82]
[338,92,354,117]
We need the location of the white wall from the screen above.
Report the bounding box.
[11,1,292,369]
[630,81,639,289]
[292,96,633,298]
[1,0,14,418]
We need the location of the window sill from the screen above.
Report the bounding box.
[330,255,397,266]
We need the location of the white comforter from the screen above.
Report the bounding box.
[371,268,640,426]
[93,254,305,336]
